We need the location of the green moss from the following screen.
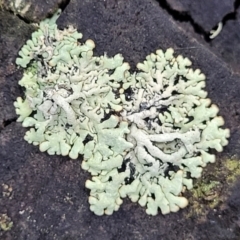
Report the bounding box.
[192,180,220,207]
[186,179,221,219]
[224,159,240,183]
[186,158,240,218]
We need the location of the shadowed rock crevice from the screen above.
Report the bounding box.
[156,0,240,41]
[155,0,210,41]
[158,0,235,32]
[58,0,70,12]
[2,118,17,129]
[155,0,240,75]
[213,0,240,27]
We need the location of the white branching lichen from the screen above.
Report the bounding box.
[209,22,223,39]
[115,49,230,215]
[14,10,132,161]
[14,10,230,216]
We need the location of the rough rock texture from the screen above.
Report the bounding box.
[155,0,240,75]
[208,7,240,75]
[0,11,35,129]
[1,0,240,239]
[165,0,235,31]
[1,0,69,23]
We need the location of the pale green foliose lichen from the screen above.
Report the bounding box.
[14,10,230,216]
[117,49,230,215]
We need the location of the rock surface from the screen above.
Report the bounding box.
[155,0,240,75]
[1,0,240,239]
[0,11,35,129]
[165,0,235,31]
[208,7,240,75]
[1,0,69,22]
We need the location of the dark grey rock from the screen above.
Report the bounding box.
[0,11,35,129]
[165,0,235,31]
[151,1,240,74]
[208,8,240,75]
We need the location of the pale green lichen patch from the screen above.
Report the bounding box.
[117,49,230,215]
[14,10,132,162]
[14,10,230,216]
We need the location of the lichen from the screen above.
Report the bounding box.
[14,10,230,216]
[209,22,223,39]
[14,10,132,163]
[114,49,229,215]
